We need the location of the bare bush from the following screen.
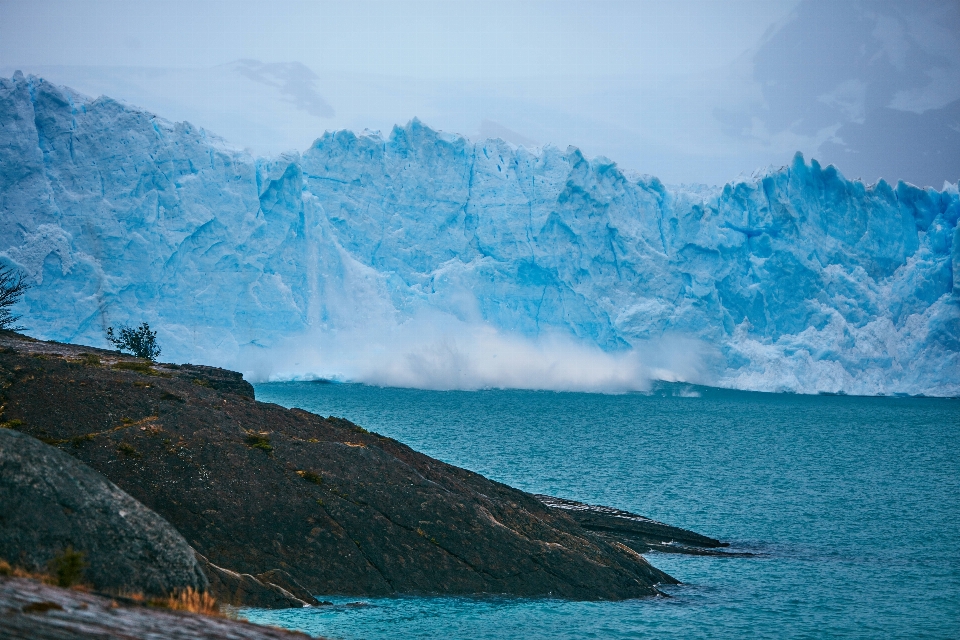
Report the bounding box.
[0,266,30,331]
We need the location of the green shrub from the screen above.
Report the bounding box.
[106,323,161,361]
[49,546,86,587]
[245,434,273,452]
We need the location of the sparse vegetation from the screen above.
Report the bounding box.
[71,353,101,366]
[0,419,23,429]
[245,433,273,452]
[144,424,164,437]
[49,547,87,588]
[0,558,55,584]
[160,391,184,403]
[112,360,168,377]
[156,587,222,617]
[106,323,161,361]
[0,266,30,331]
[71,433,95,447]
[117,442,142,458]
[296,470,323,485]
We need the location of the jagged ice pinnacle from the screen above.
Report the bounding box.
[1,73,957,395]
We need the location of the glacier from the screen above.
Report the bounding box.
[1,72,957,396]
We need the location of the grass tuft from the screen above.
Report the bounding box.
[71,433,95,447]
[75,353,101,366]
[296,470,323,485]
[117,442,142,458]
[244,433,273,452]
[155,587,222,617]
[0,558,55,584]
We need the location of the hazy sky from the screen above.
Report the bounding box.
[2,0,958,187]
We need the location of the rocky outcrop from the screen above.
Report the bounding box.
[176,364,256,399]
[0,576,309,639]
[0,333,724,599]
[253,569,323,606]
[534,495,751,557]
[197,554,314,609]
[0,428,208,597]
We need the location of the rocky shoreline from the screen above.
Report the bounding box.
[0,331,737,632]
[0,576,309,640]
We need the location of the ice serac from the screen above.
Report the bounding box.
[1,74,957,396]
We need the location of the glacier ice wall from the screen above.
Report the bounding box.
[1,73,957,395]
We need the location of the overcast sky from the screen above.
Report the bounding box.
[2,0,958,187]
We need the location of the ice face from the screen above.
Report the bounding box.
[1,73,957,395]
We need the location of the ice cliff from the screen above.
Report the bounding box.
[1,73,957,395]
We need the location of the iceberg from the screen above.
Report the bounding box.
[1,73,957,395]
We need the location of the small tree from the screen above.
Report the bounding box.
[106,322,162,361]
[0,266,30,331]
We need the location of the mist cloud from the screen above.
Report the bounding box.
[237,313,710,394]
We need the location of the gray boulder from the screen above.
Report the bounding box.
[0,428,207,597]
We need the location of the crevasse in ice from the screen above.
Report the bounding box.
[1,74,957,395]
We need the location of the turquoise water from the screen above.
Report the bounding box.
[246,382,960,639]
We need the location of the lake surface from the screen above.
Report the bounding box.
[246,382,959,639]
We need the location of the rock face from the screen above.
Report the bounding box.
[535,495,751,557]
[0,333,687,599]
[0,576,309,640]
[198,554,314,608]
[0,428,208,597]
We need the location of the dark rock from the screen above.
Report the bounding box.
[534,495,750,556]
[0,334,694,600]
[177,364,256,399]
[254,569,321,606]
[198,554,308,609]
[0,576,309,639]
[0,428,208,597]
